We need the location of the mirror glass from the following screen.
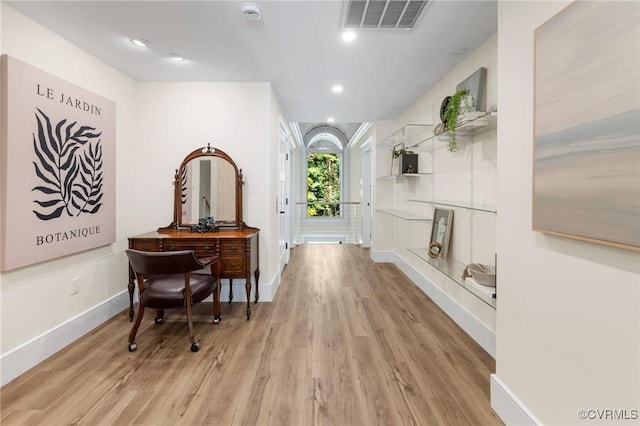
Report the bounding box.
[180,157,237,225]
[161,144,244,231]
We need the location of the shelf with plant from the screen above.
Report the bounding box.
[389,146,420,175]
[391,146,414,158]
[443,89,469,152]
[435,91,496,152]
[437,112,495,145]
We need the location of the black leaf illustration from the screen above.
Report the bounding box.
[33,206,65,220]
[181,166,188,205]
[32,185,59,195]
[33,160,58,187]
[32,109,106,220]
[73,140,104,215]
[34,199,63,208]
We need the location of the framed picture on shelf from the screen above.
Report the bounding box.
[429,208,454,258]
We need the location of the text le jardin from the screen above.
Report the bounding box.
[36,84,102,116]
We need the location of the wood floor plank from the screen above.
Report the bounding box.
[0,244,502,425]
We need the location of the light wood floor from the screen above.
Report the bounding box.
[1,244,502,425]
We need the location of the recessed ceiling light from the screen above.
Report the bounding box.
[168,53,184,62]
[331,85,343,94]
[341,31,356,42]
[131,38,150,48]
[327,117,335,123]
[242,3,262,21]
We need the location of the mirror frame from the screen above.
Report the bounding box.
[160,144,247,230]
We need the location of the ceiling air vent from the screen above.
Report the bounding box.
[343,0,430,30]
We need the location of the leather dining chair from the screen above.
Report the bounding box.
[125,249,221,352]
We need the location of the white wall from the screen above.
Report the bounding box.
[371,120,394,253]
[269,86,287,295]
[0,4,284,385]
[494,1,640,425]
[0,4,137,381]
[135,81,277,296]
[347,139,362,204]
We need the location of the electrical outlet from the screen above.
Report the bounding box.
[70,277,79,295]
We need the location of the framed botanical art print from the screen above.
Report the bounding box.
[429,208,454,258]
[0,55,116,271]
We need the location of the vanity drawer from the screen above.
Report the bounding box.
[129,239,161,252]
[220,256,246,274]
[220,239,245,255]
[162,240,217,255]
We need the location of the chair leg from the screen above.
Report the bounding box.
[213,258,221,323]
[154,309,165,324]
[128,304,145,352]
[185,301,199,352]
[213,279,221,324]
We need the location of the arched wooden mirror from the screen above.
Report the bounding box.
[162,144,246,230]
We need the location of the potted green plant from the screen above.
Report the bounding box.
[443,88,470,152]
[391,146,418,175]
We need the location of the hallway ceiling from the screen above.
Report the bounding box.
[6,1,497,125]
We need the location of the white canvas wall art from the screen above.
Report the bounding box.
[1,55,116,270]
[533,1,640,252]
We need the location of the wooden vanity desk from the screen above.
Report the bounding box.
[128,228,259,320]
[127,144,260,321]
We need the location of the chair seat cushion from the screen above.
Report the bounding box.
[140,273,216,309]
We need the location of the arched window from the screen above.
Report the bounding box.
[306,130,344,217]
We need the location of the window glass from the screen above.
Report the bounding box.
[307,153,341,217]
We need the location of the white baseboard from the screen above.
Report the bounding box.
[491,374,541,425]
[0,290,130,387]
[295,234,361,244]
[373,251,496,357]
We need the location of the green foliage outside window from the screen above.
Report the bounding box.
[307,153,340,217]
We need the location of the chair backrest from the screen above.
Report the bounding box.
[126,249,205,276]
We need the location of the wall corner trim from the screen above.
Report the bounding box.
[491,374,542,426]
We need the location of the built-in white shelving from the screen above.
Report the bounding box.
[374,108,498,309]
